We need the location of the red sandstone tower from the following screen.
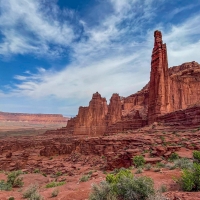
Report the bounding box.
[148,30,169,124]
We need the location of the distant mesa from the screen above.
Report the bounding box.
[0,111,69,123]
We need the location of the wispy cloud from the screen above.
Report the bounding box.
[0,0,76,56]
[0,0,200,114]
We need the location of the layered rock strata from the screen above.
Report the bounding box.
[0,112,68,123]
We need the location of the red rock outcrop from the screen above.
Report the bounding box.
[148,30,169,124]
[0,112,68,123]
[66,92,108,136]
[122,83,149,119]
[105,93,122,126]
[45,30,200,136]
[148,31,200,125]
[158,105,200,128]
[168,61,200,111]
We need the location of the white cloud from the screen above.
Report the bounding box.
[0,0,200,115]
[0,0,75,56]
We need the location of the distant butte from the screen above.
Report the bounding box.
[0,111,69,123]
[45,30,200,136]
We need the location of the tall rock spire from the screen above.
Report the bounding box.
[148,30,169,124]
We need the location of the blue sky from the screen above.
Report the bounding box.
[0,0,200,116]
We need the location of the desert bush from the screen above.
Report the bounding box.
[148,192,168,200]
[193,151,200,163]
[23,184,38,198]
[135,168,143,174]
[45,181,65,188]
[0,180,12,191]
[179,163,200,191]
[8,197,15,200]
[116,176,154,199]
[133,155,145,168]
[168,153,179,161]
[80,174,91,182]
[51,188,59,197]
[0,170,23,191]
[174,158,193,169]
[89,181,117,200]
[55,171,62,177]
[33,169,40,173]
[153,168,161,172]
[7,170,23,188]
[158,185,167,193]
[89,168,155,200]
[106,168,133,185]
[144,164,152,171]
[29,192,43,200]
[156,162,165,168]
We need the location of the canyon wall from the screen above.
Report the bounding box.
[66,92,108,136]
[168,61,200,111]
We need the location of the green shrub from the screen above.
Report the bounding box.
[158,185,167,193]
[133,155,145,168]
[80,175,91,182]
[106,168,133,184]
[174,158,193,169]
[135,168,143,174]
[144,164,152,171]
[156,162,165,168]
[89,181,117,200]
[193,151,200,163]
[116,176,154,200]
[7,171,23,188]
[42,173,47,177]
[23,184,38,198]
[0,170,23,191]
[0,180,12,191]
[168,153,179,161]
[89,169,155,200]
[153,168,161,172]
[29,192,43,200]
[8,197,15,200]
[179,163,200,191]
[51,188,59,197]
[148,192,167,200]
[169,165,176,170]
[33,169,40,173]
[55,171,62,177]
[45,181,65,188]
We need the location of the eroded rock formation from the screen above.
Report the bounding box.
[148,30,169,124]
[46,30,200,136]
[66,92,108,136]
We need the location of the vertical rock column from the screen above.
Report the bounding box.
[148,30,169,124]
[106,93,122,126]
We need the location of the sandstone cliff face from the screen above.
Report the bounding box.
[106,93,122,126]
[147,31,200,125]
[66,92,108,136]
[122,84,149,119]
[0,112,68,123]
[168,62,200,111]
[46,30,200,136]
[158,105,200,127]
